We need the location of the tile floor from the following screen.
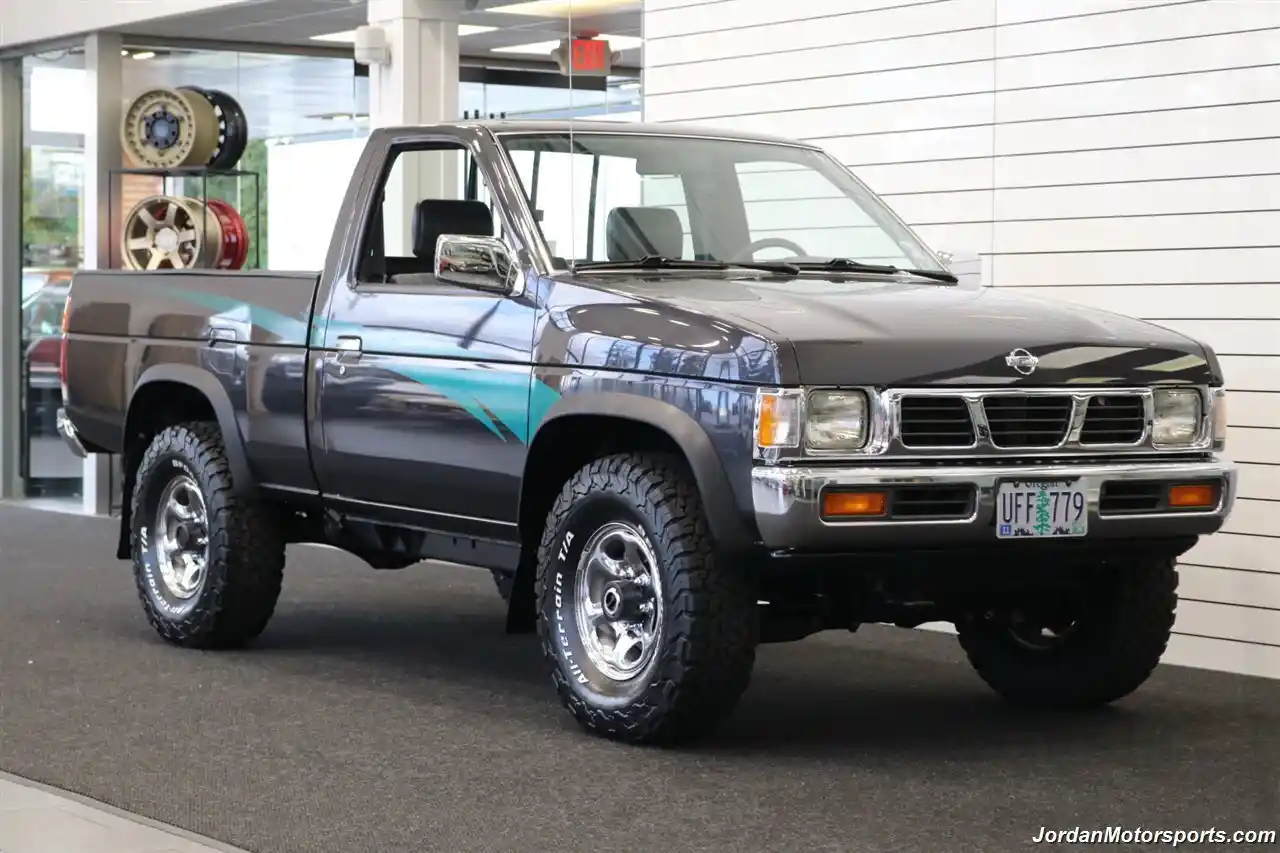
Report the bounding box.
[0,773,246,853]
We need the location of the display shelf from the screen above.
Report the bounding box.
[108,166,261,270]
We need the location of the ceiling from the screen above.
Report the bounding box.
[120,0,644,68]
[22,0,643,141]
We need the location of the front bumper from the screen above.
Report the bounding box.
[750,458,1237,551]
[56,407,88,459]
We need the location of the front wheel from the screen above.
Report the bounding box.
[536,452,759,745]
[957,558,1178,709]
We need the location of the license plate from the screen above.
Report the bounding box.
[996,480,1088,539]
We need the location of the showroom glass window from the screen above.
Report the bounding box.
[496,132,942,271]
[21,54,87,501]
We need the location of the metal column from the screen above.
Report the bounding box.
[367,0,461,256]
[0,58,23,500]
[80,32,124,515]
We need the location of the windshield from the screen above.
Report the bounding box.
[497,132,944,273]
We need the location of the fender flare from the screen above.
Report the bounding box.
[527,392,755,553]
[128,364,256,495]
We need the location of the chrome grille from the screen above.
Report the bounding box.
[1079,394,1146,445]
[982,395,1074,448]
[898,396,974,448]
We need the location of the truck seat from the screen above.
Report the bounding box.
[413,199,494,259]
[605,207,683,261]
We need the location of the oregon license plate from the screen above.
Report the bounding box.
[996,480,1088,539]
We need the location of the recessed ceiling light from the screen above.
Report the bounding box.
[487,0,636,16]
[312,24,496,43]
[131,51,157,60]
[491,34,641,54]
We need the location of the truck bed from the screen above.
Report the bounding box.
[62,269,321,468]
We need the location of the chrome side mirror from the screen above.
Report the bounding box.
[434,234,516,293]
[935,249,954,269]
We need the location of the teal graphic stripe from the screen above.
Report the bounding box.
[134,282,561,444]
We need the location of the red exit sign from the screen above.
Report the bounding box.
[553,37,613,76]
[570,38,609,73]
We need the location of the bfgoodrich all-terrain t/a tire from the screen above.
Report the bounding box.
[131,421,285,649]
[536,452,759,745]
[956,558,1179,709]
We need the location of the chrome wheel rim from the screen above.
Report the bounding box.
[153,474,209,600]
[573,521,664,682]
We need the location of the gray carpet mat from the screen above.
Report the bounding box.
[0,504,1276,852]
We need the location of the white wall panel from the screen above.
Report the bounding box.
[644,0,1280,677]
[1179,565,1280,609]
[1225,428,1280,465]
[997,2,1280,56]
[994,212,1280,254]
[996,284,1280,318]
[1186,532,1278,573]
[991,174,1280,222]
[647,61,996,122]
[1237,463,1280,502]
[993,138,1280,188]
[989,248,1280,287]
[996,28,1280,90]
[644,0,995,67]
[996,65,1280,124]
[1165,634,1280,681]
[1148,322,1280,357]
[1176,600,1280,647]
[1217,357,1279,394]
[995,103,1280,158]
[645,28,992,96]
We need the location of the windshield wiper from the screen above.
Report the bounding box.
[573,255,800,274]
[794,257,959,284]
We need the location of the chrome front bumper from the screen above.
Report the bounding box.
[56,407,88,459]
[750,458,1237,550]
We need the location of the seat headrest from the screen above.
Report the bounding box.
[606,207,684,261]
[413,199,494,258]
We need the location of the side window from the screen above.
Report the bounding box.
[506,149,691,264]
[734,160,914,265]
[358,144,504,283]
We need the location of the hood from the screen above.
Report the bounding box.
[590,273,1219,387]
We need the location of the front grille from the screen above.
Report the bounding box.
[1099,481,1164,515]
[1080,395,1146,445]
[898,396,974,448]
[890,485,974,519]
[982,395,1073,448]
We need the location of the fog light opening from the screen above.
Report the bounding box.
[1167,483,1219,509]
[823,490,887,518]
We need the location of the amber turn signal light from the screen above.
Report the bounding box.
[1167,483,1218,509]
[823,491,887,518]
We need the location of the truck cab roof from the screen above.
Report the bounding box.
[376,119,821,150]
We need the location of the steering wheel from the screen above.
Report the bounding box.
[735,236,808,261]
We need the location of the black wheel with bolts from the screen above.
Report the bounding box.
[956,558,1178,709]
[131,421,285,649]
[535,452,759,745]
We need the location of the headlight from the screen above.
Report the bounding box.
[1152,388,1202,446]
[805,390,868,450]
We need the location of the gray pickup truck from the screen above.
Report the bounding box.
[58,120,1236,744]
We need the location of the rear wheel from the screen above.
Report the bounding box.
[535,452,758,744]
[957,558,1178,709]
[131,421,285,649]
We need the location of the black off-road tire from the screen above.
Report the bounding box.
[957,558,1178,709]
[131,421,285,649]
[535,452,759,745]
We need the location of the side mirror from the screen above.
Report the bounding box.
[434,234,516,293]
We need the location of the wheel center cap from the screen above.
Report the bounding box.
[601,581,645,621]
[156,227,179,253]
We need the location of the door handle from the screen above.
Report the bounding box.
[335,335,363,365]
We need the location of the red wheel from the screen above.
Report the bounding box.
[204,199,248,269]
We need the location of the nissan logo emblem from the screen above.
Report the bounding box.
[1005,348,1039,375]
